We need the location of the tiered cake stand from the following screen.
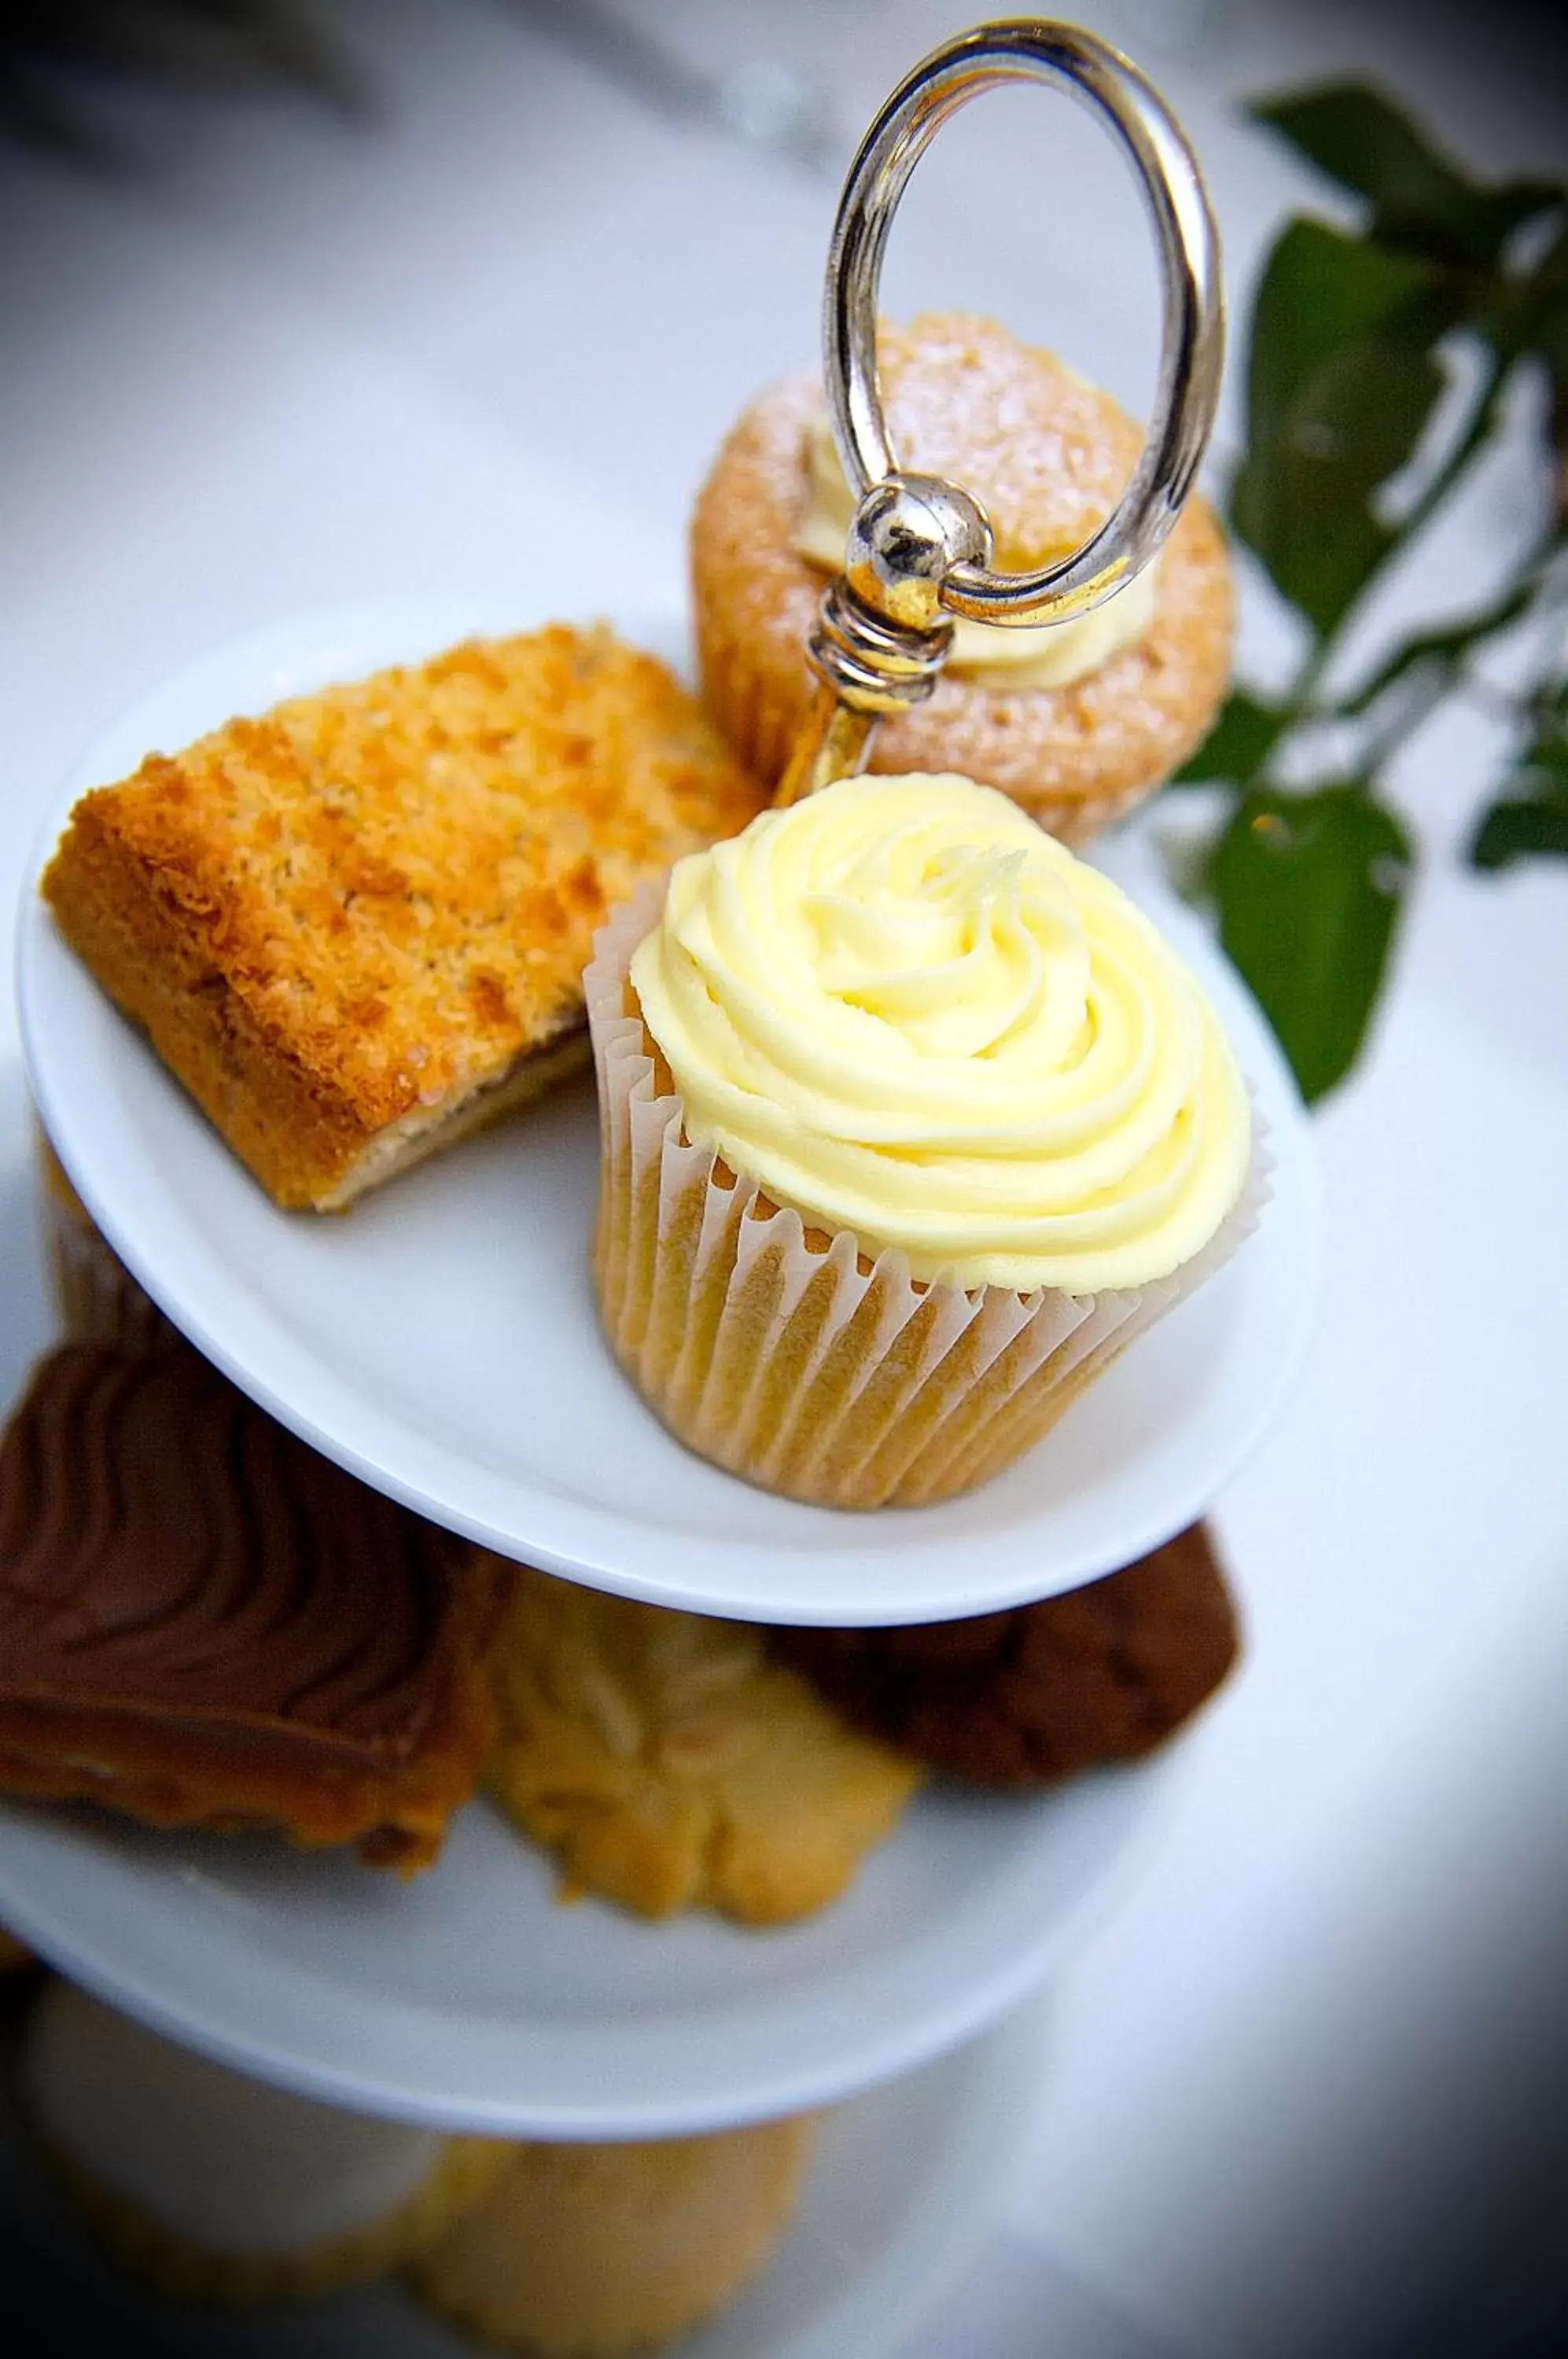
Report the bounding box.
[0,25,1322,2354]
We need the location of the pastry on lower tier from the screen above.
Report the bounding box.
[774,1522,1239,1783]
[0,1340,500,1870]
[42,625,764,1210]
[35,1126,165,1348]
[487,1564,923,1923]
[411,2116,813,2356]
[23,1982,508,2306]
[590,773,1263,1509]
[691,311,1233,844]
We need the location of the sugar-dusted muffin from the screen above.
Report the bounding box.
[22,1982,508,2306]
[42,626,764,1210]
[588,773,1263,1510]
[774,1522,1240,1783]
[411,2117,814,2356]
[35,1126,166,1349]
[0,1339,501,1871]
[488,1564,922,1923]
[692,312,1232,844]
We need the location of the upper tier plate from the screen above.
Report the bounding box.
[17,596,1321,1625]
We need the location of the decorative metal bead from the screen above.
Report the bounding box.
[843,473,993,635]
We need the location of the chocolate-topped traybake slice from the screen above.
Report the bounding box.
[0,1341,499,1871]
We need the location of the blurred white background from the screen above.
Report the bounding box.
[2,5,1567,2353]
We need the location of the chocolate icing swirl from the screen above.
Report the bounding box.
[0,1343,468,1761]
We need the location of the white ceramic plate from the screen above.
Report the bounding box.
[0,1088,1158,2139]
[0,1987,1051,2359]
[0,1769,1154,2140]
[17,598,1321,1624]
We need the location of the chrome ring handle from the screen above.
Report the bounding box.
[823,17,1224,630]
[775,18,1224,805]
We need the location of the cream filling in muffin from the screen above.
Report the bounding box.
[795,413,1160,689]
[24,1984,447,2255]
[630,775,1250,1295]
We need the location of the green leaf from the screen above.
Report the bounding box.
[1169,690,1287,786]
[1469,679,1568,867]
[1250,83,1562,268]
[1241,220,1436,451]
[1470,793,1568,867]
[1208,785,1412,1102]
[1230,220,1446,635]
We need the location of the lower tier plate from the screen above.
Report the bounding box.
[0,1769,1151,2140]
[1,1979,1051,2359]
[0,1081,1160,2135]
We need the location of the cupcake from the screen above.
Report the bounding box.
[587,772,1262,1510]
[691,311,1232,845]
[21,1982,508,2306]
[410,2116,814,2356]
[487,1562,923,1923]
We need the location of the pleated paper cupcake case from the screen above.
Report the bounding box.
[587,894,1270,1511]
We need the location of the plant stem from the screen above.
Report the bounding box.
[1392,344,1511,554]
[1256,343,1516,778]
[1276,638,1335,731]
[1360,672,1450,778]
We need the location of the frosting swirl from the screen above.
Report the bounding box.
[795,413,1160,690]
[630,776,1251,1293]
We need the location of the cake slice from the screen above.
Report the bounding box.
[771,1522,1240,1783]
[35,1126,167,1349]
[42,626,764,1209]
[411,2118,814,2355]
[0,1340,502,1871]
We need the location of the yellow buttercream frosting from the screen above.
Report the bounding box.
[795,414,1159,690]
[629,775,1251,1294]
